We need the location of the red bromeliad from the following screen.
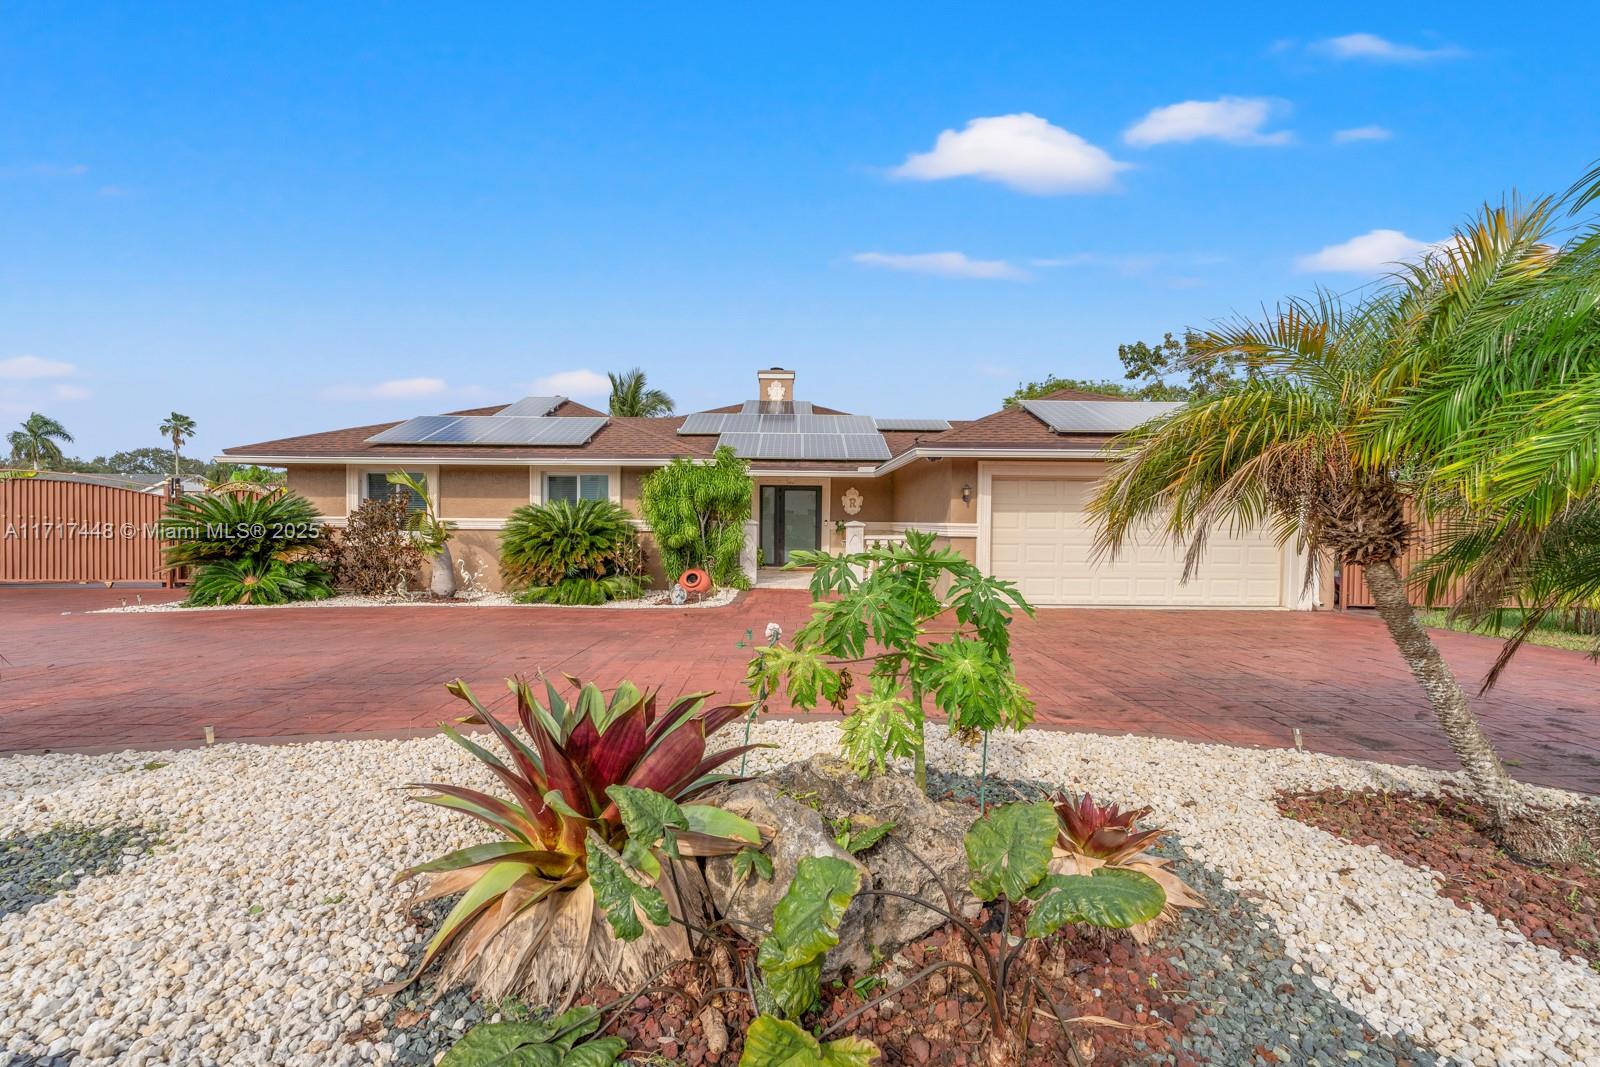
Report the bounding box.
[1050,791,1166,864]
[387,674,770,1003]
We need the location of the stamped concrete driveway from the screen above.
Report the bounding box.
[2,585,1597,793]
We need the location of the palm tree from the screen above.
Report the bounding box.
[607,368,674,417]
[7,413,74,470]
[1086,292,1548,851]
[1364,180,1600,689]
[159,412,197,478]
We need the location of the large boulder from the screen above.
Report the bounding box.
[703,754,979,977]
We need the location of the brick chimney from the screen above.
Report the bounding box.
[757,367,795,403]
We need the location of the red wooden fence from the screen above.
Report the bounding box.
[1341,516,1462,610]
[0,475,172,584]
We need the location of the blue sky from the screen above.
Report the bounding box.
[2,4,1596,459]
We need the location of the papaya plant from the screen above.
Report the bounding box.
[745,529,1035,791]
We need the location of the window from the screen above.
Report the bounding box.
[545,473,609,505]
[365,471,427,513]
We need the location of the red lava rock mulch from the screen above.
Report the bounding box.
[1276,787,1600,969]
[579,911,1198,1066]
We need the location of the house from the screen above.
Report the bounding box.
[219,367,1317,608]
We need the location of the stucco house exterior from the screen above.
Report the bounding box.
[220,367,1318,608]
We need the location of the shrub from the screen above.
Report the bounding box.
[501,499,639,584]
[186,558,334,606]
[337,493,425,595]
[515,574,646,606]
[640,446,752,587]
[387,674,768,1004]
[160,489,325,571]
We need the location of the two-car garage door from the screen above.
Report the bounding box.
[989,477,1285,607]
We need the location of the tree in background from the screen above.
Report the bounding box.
[1004,330,1257,407]
[607,367,675,417]
[640,446,752,587]
[6,413,73,470]
[158,412,197,478]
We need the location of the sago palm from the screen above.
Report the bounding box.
[607,367,674,418]
[1087,293,1535,843]
[159,411,197,478]
[7,412,73,471]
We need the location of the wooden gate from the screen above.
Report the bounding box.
[0,475,172,584]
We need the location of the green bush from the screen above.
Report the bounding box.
[185,558,334,606]
[160,490,326,570]
[500,498,641,600]
[640,445,752,587]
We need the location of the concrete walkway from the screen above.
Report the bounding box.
[2,585,1596,793]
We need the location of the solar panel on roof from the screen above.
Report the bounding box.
[1021,399,1183,434]
[874,418,952,432]
[365,415,608,446]
[367,415,464,444]
[497,395,565,417]
[716,430,890,461]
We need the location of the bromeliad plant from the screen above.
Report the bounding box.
[390,675,771,1004]
[746,529,1035,790]
[1048,793,1203,943]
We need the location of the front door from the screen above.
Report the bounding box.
[759,485,821,566]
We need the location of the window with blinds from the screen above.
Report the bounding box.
[545,473,608,504]
[364,472,427,512]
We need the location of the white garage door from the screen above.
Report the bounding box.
[989,477,1284,607]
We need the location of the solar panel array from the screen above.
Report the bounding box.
[1021,399,1183,434]
[497,395,565,417]
[367,415,608,446]
[679,412,877,436]
[739,399,814,414]
[873,418,952,432]
[719,432,891,461]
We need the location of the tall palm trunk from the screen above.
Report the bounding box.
[1362,558,1522,823]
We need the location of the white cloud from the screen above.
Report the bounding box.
[889,114,1130,195]
[321,377,450,401]
[1124,97,1292,147]
[0,355,77,379]
[852,251,1030,281]
[1295,229,1439,273]
[1333,125,1393,144]
[1315,33,1467,62]
[532,369,611,398]
[52,383,91,401]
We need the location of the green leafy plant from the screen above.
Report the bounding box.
[501,498,643,602]
[1048,792,1203,941]
[831,817,894,856]
[159,488,327,570]
[441,1005,626,1067]
[388,674,769,1003]
[756,855,862,1019]
[185,557,334,606]
[515,574,646,606]
[737,1015,879,1067]
[746,529,1035,789]
[639,445,753,587]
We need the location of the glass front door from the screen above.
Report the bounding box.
[759,485,821,566]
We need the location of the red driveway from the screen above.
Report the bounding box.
[2,586,1597,794]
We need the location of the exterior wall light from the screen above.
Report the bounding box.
[961,483,972,505]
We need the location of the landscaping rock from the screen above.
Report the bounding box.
[703,754,979,976]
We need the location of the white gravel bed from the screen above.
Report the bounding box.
[90,587,739,614]
[1,724,1596,1066]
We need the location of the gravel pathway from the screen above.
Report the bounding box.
[1,725,1596,1066]
[89,588,739,614]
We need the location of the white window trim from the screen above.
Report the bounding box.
[531,466,622,507]
[346,464,441,517]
